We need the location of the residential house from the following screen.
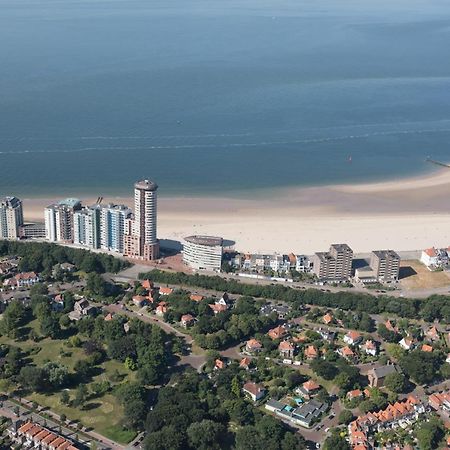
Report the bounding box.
[426,326,440,342]
[367,365,399,388]
[296,380,321,399]
[180,314,195,328]
[243,382,266,402]
[159,286,173,296]
[268,325,287,340]
[428,391,450,413]
[317,328,336,342]
[275,399,328,428]
[385,320,399,333]
[209,303,227,314]
[190,294,204,302]
[399,337,415,351]
[420,247,449,269]
[104,312,114,321]
[214,359,225,370]
[132,295,147,307]
[348,396,425,448]
[51,293,65,312]
[4,271,40,289]
[362,340,378,356]
[265,399,287,413]
[304,345,318,360]
[323,313,333,325]
[239,357,252,370]
[346,389,363,401]
[8,421,78,450]
[344,331,362,346]
[338,346,355,360]
[278,340,295,359]
[68,299,96,321]
[155,302,167,316]
[141,279,154,291]
[421,344,433,353]
[246,338,263,353]
[217,292,230,307]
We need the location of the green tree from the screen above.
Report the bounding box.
[415,417,444,450]
[231,376,241,398]
[323,430,350,450]
[40,315,61,338]
[384,372,407,393]
[0,301,27,337]
[43,362,69,388]
[60,390,70,405]
[19,366,45,391]
[235,426,265,450]
[338,409,354,425]
[399,350,442,385]
[310,359,337,380]
[73,384,88,408]
[187,419,224,450]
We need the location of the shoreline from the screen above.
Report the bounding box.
[20,167,450,254]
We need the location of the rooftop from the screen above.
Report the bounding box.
[135,179,158,191]
[184,235,223,246]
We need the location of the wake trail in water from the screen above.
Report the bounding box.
[1,127,450,155]
[2,118,450,142]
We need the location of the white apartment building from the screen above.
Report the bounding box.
[73,206,101,248]
[100,204,131,253]
[0,197,23,239]
[183,235,223,271]
[124,179,159,260]
[45,198,81,243]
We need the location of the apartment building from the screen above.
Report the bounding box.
[73,205,101,248]
[100,203,131,253]
[124,179,159,260]
[0,196,23,239]
[313,243,353,282]
[370,250,400,282]
[183,235,223,271]
[45,198,81,243]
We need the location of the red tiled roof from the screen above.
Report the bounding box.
[159,287,173,295]
[346,330,361,341]
[246,338,262,349]
[303,380,320,391]
[268,325,287,339]
[278,340,294,351]
[209,303,227,313]
[243,381,265,396]
[240,357,252,368]
[141,279,154,290]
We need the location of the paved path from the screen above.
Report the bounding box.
[104,303,207,372]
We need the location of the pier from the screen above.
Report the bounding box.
[426,157,450,168]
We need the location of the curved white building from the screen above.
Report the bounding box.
[183,235,223,271]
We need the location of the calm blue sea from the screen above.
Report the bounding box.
[1,0,450,198]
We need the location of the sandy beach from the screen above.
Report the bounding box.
[21,168,450,254]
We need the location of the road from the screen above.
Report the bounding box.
[104,303,207,372]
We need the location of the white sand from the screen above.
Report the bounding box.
[22,168,450,254]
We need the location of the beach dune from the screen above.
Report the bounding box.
[22,169,450,254]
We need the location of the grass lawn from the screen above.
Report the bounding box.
[0,320,137,444]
